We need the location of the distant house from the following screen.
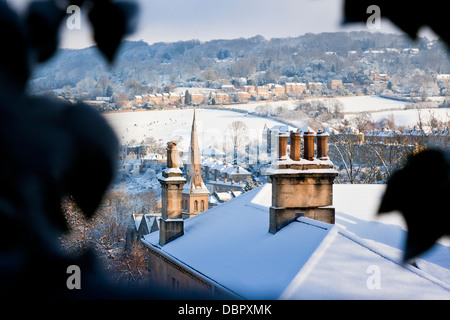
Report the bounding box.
[235,91,251,102]
[213,191,233,203]
[221,84,235,92]
[327,78,343,90]
[96,96,111,102]
[270,84,285,96]
[437,74,450,83]
[221,165,251,183]
[308,82,324,91]
[201,147,225,158]
[285,82,307,96]
[370,71,391,82]
[210,92,232,104]
[190,93,206,105]
[243,85,255,93]
[134,95,143,106]
[256,85,269,99]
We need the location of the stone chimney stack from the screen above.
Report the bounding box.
[158,141,186,245]
[268,129,338,234]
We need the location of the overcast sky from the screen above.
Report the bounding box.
[9,0,435,49]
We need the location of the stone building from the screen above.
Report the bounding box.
[327,78,343,90]
[157,141,186,245]
[308,82,324,91]
[235,91,251,102]
[210,92,232,104]
[266,130,337,233]
[285,82,307,96]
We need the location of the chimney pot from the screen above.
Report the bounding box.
[303,131,316,161]
[166,141,178,168]
[290,131,302,161]
[316,130,329,160]
[277,132,289,160]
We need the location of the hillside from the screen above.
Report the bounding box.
[29,31,450,97]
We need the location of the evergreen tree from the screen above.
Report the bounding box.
[185,89,191,105]
[106,85,113,97]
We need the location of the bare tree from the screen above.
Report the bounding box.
[60,189,159,287]
[329,126,365,184]
[226,121,249,164]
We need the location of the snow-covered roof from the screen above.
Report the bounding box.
[222,165,251,176]
[144,153,164,160]
[209,195,219,204]
[182,179,210,195]
[231,191,243,197]
[366,128,398,137]
[437,74,450,79]
[201,147,225,157]
[133,213,143,230]
[269,125,290,132]
[201,157,217,167]
[142,184,450,299]
[214,192,233,202]
[300,125,316,134]
[324,126,339,135]
[210,162,226,171]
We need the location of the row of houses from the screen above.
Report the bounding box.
[364,126,450,146]
[131,79,351,109]
[324,125,450,147]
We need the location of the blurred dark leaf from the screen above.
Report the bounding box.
[88,0,139,63]
[343,0,450,47]
[0,0,173,299]
[0,2,29,92]
[378,149,450,261]
[25,0,66,63]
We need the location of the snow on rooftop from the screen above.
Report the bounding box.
[144,184,329,299]
[201,147,225,157]
[281,226,450,299]
[142,184,450,299]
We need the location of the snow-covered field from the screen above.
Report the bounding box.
[367,108,450,127]
[103,108,294,151]
[221,95,411,113]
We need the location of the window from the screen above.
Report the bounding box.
[201,200,205,211]
[194,200,198,211]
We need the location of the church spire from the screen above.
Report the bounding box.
[182,108,210,218]
[189,109,202,187]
